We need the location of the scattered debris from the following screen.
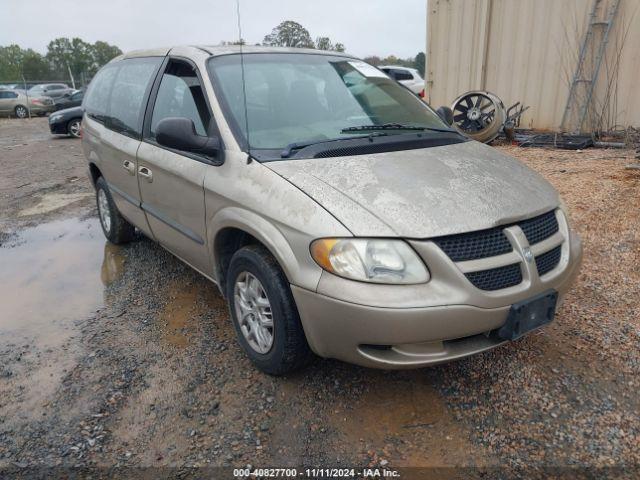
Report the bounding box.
[516,133,594,150]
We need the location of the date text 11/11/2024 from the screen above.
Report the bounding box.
[233,468,401,478]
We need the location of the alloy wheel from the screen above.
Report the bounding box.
[233,271,274,354]
[68,120,81,138]
[15,106,28,119]
[97,188,112,233]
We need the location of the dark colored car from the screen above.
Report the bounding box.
[48,106,83,138]
[54,90,84,111]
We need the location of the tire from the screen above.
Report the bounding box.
[226,245,314,375]
[14,105,28,119]
[95,176,136,244]
[67,118,82,138]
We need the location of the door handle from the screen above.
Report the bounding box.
[138,166,153,183]
[122,160,135,175]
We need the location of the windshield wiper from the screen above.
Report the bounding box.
[280,133,388,158]
[341,123,454,134]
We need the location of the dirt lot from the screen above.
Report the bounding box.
[1,117,639,478]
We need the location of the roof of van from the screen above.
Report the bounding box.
[116,45,356,61]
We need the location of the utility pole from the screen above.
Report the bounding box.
[21,75,32,119]
[67,63,76,89]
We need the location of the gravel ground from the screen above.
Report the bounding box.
[0,118,639,478]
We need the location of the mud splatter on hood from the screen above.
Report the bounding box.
[267,140,560,238]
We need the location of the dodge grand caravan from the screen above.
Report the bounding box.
[82,46,582,375]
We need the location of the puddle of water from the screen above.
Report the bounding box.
[0,217,122,347]
[101,242,126,285]
[18,192,92,217]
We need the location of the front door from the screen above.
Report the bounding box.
[137,58,215,274]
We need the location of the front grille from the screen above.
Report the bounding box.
[535,246,562,276]
[519,210,559,245]
[431,209,562,291]
[433,227,512,262]
[465,263,523,291]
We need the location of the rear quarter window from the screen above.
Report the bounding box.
[108,57,162,137]
[84,57,162,137]
[83,65,118,119]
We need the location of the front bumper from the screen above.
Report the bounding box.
[49,119,68,134]
[292,224,583,369]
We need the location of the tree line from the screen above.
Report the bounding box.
[0,38,121,85]
[229,20,426,77]
[0,21,425,85]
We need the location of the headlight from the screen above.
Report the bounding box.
[49,115,61,122]
[310,238,430,284]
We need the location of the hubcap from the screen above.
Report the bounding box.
[69,120,81,137]
[16,106,27,118]
[97,189,111,233]
[233,271,274,354]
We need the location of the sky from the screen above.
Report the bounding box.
[1,0,426,59]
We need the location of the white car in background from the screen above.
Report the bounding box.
[379,66,425,97]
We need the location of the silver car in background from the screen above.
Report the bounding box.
[28,83,75,99]
[82,46,582,375]
[0,89,55,118]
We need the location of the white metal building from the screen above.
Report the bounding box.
[426,0,640,131]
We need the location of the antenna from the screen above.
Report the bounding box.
[236,0,252,164]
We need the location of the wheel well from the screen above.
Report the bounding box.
[215,227,259,295]
[88,163,102,187]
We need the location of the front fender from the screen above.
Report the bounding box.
[208,206,323,292]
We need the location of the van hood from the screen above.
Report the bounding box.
[266,140,559,238]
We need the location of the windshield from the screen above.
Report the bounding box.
[207,53,455,155]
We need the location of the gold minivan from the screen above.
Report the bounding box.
[82,46,582,375]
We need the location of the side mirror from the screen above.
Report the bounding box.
[436,106,454,126]
[155,117,220,157]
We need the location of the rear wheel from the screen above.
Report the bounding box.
[95,176,135,244]
[226,245,314,375]
[14,105,28,119]
[67,118,81,138]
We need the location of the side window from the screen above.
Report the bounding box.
[150,61,211,138]
[83,65,118,119]
[108,57,162,137]
[393,69,413,81]
[381,68,396,80]
[71,92,83,101]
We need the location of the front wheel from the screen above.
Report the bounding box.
[226,245,314,375]
[95,176,136,244]
[14,105,28,119]
[67,118,81,138]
